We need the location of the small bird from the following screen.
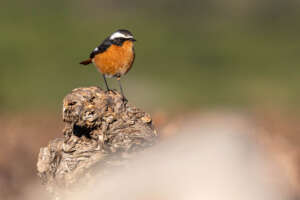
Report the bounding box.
[80,29,136,101]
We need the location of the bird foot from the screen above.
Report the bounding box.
[105,89,117,95]
[121,96,128,103]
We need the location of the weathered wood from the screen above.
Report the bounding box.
[37,87,157,197]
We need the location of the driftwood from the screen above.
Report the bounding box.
[37,87,158,198]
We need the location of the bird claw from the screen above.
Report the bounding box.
[121,96,128,103]
[105,89,117,95]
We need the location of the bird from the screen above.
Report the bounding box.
[79,29,136,101]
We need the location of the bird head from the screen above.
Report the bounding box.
[109,29,136,45]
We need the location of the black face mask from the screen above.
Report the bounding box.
[111,38,127,46]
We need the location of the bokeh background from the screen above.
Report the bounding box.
[1,0,300,199]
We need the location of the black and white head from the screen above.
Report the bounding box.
[109,29,136,46]
[89,29,136,58]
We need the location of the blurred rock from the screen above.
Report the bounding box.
[37,87,157,198]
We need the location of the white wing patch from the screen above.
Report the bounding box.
[110,32,133,40]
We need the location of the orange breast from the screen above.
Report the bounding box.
[93,41,135,77]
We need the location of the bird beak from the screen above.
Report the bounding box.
[131,38,137,42]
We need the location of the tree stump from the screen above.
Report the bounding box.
[37,87,158,198]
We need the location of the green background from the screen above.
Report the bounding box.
[1,0,300,113]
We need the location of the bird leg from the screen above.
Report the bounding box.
[117,77,127,102]
[102,74,110,91]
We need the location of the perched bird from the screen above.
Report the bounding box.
[80,29,136,101]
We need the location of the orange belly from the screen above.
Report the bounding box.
[93,41,135,77]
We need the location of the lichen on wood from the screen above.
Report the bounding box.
[37,86,158,197]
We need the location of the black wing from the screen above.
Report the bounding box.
[89,37,112,59]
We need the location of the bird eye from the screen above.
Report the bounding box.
[113,38,123,45]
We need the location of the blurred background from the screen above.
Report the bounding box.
[1,0,300,199]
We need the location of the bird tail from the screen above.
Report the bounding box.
[79,58,92,65]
